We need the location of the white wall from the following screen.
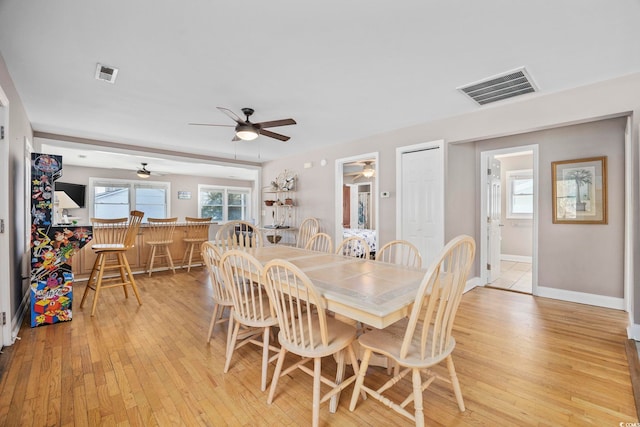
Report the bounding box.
[498,153,533,258]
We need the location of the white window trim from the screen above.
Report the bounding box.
[89,177,171,220]
[506,169,533,219]
[198,184,252,223]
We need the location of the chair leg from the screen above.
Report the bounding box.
[165,245,176,274]
[349,348,372,411]
[207,303,220,343]
[80,253,101,308]
[225,310,234,359]
[447,355,465,412]
[90,254,108,316]
[329,349,345,413]
[224,321,241,373]
[147,245,156,276]
[116,253,129,298]
[122,253,142,305]
[261,327,270,392]
[312,357,322,427]
[187,243,196,272]
[412,369,425,427]
[267,348,287,404]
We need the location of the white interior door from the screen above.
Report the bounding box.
[487,157,502,283]
[400,146,444,266]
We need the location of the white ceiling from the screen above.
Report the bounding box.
[1,1,640,170]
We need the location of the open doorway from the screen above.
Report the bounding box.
[334,153,379,255]
[480,145,538,294]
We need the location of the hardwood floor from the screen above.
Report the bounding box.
[0,268,636,426]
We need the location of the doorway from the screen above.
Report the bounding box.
[480,145,538,295]
[334,153,379,252]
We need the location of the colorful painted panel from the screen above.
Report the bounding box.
[30,153,92,327]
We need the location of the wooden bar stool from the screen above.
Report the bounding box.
[80,210,144,316]
[181,217,212,272]
[145,217,178,276]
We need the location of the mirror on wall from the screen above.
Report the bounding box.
[335,153,379,256]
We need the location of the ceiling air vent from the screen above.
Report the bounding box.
[95,63,119,84]
[457,67,537,106]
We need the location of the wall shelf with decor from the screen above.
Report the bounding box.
[262,170,297,245]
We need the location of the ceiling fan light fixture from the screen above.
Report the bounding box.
[362,163,375,178]
[235,124,259,141]
[137,162,151,178]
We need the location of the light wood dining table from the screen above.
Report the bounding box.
[240,245,426,329]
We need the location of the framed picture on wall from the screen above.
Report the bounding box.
[551,156,607,224]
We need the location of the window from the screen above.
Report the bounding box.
[90,178,170,221]
[198,185,250,222]
[506,169,533,219]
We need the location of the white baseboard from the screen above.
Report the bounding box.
[628,323,640,340]
[536,286,625,310]
[501,254,532,263]
[464,276,483,294]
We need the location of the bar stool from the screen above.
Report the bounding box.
[145,217,178,276]
[181,216,212,272]
[80,210,144,316]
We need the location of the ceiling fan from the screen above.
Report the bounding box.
[189,107,296,142]
[344,161,375,181]
[136,162,151,178]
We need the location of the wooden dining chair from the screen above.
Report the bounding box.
[202,242,234,352]
[349,235,476,427]
[216,220,263,250]
[145,217,178,276]
[296,217,319,248]
[375,239,423,269]
[181,216,212,272]
[262,259,361,427]
[336,235,371,259]
[304,232,333,253]
[80,210,144,316]
[219,249,279,392]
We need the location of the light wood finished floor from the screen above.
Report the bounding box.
[0,269,636,426]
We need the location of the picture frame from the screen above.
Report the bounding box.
[177,191,191,200]
[551,156,607,224]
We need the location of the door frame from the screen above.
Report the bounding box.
[0,84,10,346]
[480,144,539,295]
[334,152,379,245]
[395,139,444,248]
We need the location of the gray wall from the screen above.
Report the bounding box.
[0,53,32,335]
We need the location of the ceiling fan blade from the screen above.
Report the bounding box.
[217,107,244,124]
[255,118,296,128]
[260,129,290,142]
[188,123,234,127]
[232,135,241,142]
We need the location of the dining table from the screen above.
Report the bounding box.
[239,245,426,329]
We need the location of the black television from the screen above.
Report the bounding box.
[55,182,86,208]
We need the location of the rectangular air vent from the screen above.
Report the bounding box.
[458,67,537,106]
[95,63,119,84]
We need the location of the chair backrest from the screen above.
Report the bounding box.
[146,217,178,244]
[263,259,329,350]
[400,235,475,361]
[304,232,333,253]
[202,241,232,305]
[375,239,423,269]
[296,217,319,248]
[336,235,371,259]
[216,220,263,249]
[91,217,129,245]
[219,249,273,324]
[184,217,212,241]
[124,211,145,249]
[90,210,144,249]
